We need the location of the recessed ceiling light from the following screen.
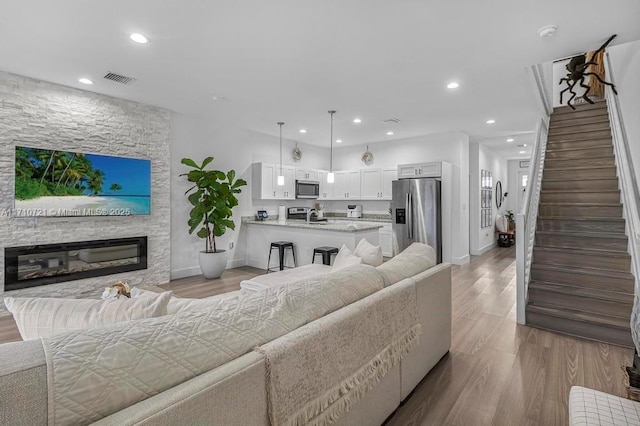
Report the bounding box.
[537,25,558,38]
[519,150,526,154]
[506,138,514,142]
[336,139,342,144]
[78,78,94,85]
[299,129,307,133]
[523,144,528,147]
[447,82,460,89]
[386,131,394,136]
[486,119,496,124]
[130,33,149,44]
[211,95,224,101]
[353,118,362,124]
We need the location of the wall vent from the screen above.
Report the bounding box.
[382,118,401,124]
[103,72,137,85]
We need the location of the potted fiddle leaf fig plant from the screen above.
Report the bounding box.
[181,157,247,279]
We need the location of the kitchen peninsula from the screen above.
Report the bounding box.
[243,218,384,270]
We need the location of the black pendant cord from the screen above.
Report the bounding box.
[278,122,284,175]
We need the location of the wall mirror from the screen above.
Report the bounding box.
[495,181,503,209]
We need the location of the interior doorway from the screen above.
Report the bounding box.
[517,171,528,211]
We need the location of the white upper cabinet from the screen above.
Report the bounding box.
[361,169,382,199]
[398,162,442,178]
[252,163,295,200]
[295,168,318,181]
[317,170,333,200]
[331,170,361,200]
[361,168,397,200]
[275,166,296,199]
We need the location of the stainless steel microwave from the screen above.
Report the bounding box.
[295,180,319,199]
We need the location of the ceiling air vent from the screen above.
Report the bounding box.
[382,118,401,124]
[103,72,137,85]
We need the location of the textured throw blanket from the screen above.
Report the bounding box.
[41,264,385,426]
[256,278,421,426]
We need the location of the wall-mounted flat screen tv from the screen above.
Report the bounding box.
[14,146,151,217]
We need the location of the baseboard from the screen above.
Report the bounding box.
[226,258,247,269]
[170,258,247,281]
[170,266,201,280]
[450,254,470,265]
[470,242,496,256]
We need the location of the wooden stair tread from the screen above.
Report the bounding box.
[537,216,625,222]
[539,189,620,194]
[549,118,610,129]
[553,101,607,115]
[534,243,629,255]
[530,263,634,281]
[533,246,631,257]
[535,230,627,239]
[549,126,611,135]
[542,165,616,171]
[545,144,612,152]
[537,202,621,207]
[542,175,617,182]
[526,304,630,330]
[529,280,634,302]
[551,111,609,122]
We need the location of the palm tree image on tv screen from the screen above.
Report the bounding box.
[14,146,151,217]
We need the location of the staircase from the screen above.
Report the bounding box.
[526,99,635,347]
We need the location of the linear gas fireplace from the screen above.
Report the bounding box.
[4,237,147,291]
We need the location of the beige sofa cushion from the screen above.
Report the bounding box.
[376,243,437,286]
[4,291,171,340]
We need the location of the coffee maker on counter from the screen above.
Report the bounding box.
[347,205,362,218]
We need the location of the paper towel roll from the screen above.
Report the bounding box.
[278,205,286,223]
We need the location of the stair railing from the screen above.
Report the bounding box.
[516,117,549,324]
[604,53,640,294]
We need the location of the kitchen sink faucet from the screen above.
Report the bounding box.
[306,208,317,224]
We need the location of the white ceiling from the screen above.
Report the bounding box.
[1,1,639,160]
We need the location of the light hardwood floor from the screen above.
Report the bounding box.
[0,247,633,425]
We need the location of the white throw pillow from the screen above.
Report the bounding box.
[4,291,172,340]
[354,238,383,267]
[331,245,363,271]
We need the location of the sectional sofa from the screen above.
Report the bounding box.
[0,243,452,425]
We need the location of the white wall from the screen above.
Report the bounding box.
[331,132,470,264]
[608,40,640,193]
[170,113,329,278]
[469,143,508,255]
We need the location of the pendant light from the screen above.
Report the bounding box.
[327,110,336,183]
[277,122,285,186]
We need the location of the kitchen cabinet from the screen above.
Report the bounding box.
[252,162,295,200]
[397,162,442,178]
[317,170,333,200]
[361,168,397,200]
[295,168,317,181]
[379,223,393,257]
[331,170,361,200]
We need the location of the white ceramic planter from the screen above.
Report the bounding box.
[199,250,228,279]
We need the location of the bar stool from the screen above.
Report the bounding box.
[267,241,297,273]
[312,246,339,266]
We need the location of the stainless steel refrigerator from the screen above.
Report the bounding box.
[392,178,442,263]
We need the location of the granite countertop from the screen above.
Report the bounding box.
[325,214,392,223]
[243,218,384,233]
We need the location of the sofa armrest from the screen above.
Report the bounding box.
[0,339,48,425]
[94,352,269,426]
[400,262,452,400]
